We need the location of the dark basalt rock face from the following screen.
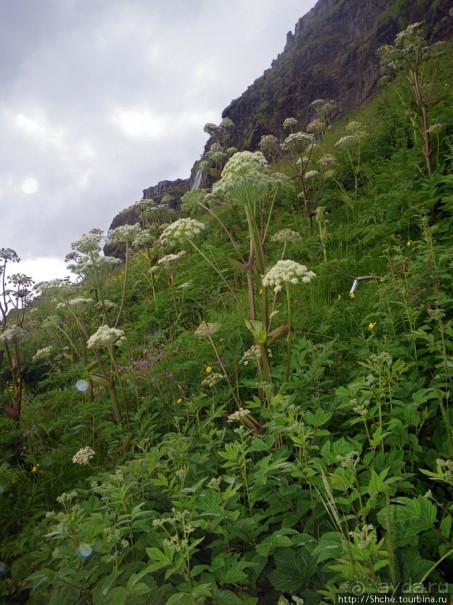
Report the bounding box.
[106,0,452,259]
[104,178,189,258]
[221,0,452,150]
[142,178,190,209]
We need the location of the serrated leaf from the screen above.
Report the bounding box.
[268,548,316,593]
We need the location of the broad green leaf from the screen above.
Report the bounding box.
[268,548,316,593]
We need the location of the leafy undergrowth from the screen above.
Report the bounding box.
[0,30,452,605]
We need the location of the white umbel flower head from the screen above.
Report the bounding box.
[0,325,27,344]
[72,446,95,465]
[271,229,303,244]
[32,346,53,362]
[87,325,126,349]
[262,260,316,293]
[108,223,142,243]
[159,218,205,246]
[195,321,221,338]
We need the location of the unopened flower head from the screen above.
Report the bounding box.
[159,218,205,246]
[0,248,20,263]
[195,321,221,338]
[262,260,316,293]
[72,446,95,465]
[304,170,319,180]
[87,325,126,349]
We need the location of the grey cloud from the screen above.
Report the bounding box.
[0,0,316,276]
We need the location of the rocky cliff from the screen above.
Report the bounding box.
[106,0,452,253]
[221,0,453,149]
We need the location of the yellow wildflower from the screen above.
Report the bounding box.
[177,397,183,404]
[205,366,212,373]
[349,292,356,299]
[258,288,263,295]
[406,240,413,247]
[368,322,376,330]
[337,294,342,301]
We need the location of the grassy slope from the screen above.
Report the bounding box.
[0,52,452,604]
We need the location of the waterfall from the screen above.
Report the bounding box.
[191,166,203,190]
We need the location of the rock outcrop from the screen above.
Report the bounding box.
[106,0,452,258]
[221,0,452,149]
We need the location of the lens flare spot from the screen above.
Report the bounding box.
[75,379,89,392]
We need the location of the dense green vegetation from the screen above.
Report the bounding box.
[0,25,452,604]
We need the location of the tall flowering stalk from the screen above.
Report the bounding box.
[377,22,447,176]
[334,121,368,210]
[262,260,316,381]
[87,326,126,424]
[65,230,121,325]
[208,151,294,388]
[0,249,32,420]
[108,223,142,327]
[159,218,241,305]
[281,130,316,225]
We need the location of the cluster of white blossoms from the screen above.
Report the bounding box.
[335,121,368,149]
[306,118,325,135]
[87,325,126,349]
[159,218,205,246]
[72,446,95,465]
[194,321,221,338]
[262,260,316,293]
[227,408,251,423]
[95,299,117,311]
[317,154,337,166]
[133,230,154,249]
[70,230,104,254]
[32,346,53,362]
[108,223,142,243]
[271,229,303,244]
[210,151,293,205]
[303,170,319,180]
[0,325,27,345]
[202,372,225,388]
[283,117,298,130]
[57,297,93,310]
[281,132,314,154]
[349,524,377,551]
[240,344,272,365]
[157,251,186,265]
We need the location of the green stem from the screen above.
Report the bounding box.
[285,284,293,382]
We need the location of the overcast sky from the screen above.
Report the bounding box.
[0,0,317,284]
